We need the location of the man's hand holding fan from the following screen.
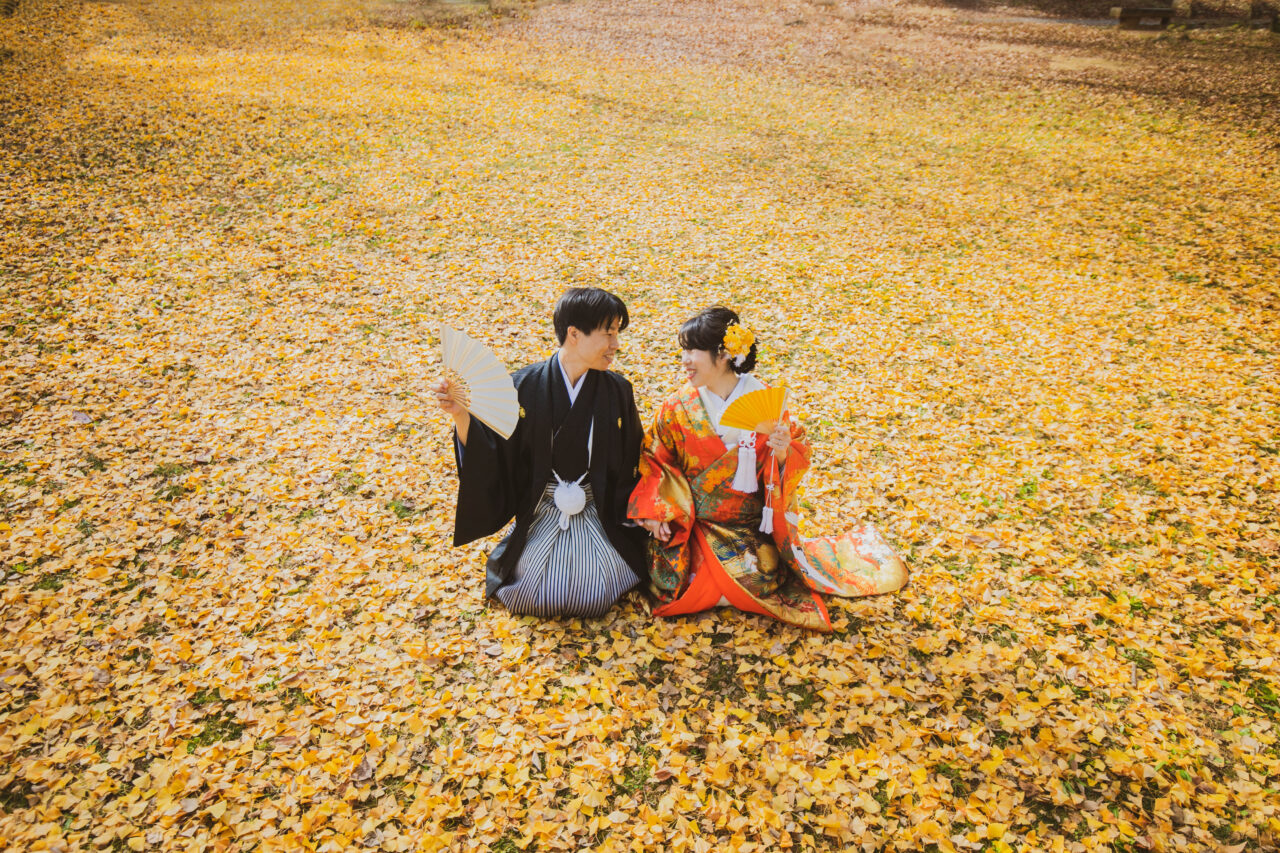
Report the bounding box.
[432,325,520,446]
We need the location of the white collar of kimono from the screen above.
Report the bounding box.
[556,351,588,404]
[699,373,766,446]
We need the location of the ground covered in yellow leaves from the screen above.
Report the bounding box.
[2,0,1279,850]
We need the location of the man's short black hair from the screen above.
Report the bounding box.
[553,287,630,345]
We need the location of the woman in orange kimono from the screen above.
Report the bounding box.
[628,307,908,632]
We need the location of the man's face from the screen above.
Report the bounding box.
[567,318,622,371]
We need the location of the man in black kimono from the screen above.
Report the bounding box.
[432,288,646,617]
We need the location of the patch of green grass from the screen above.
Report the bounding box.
[154,482,190,501]
[1247,678,1279,719]
[788,681,821,713]
[187,713,245,753]
[336,470,365,494]
[161,527,192,551]
[935,762,971,798]
[388,497,418,519]
[281,687,311,709]
[0,778,35,811]
[704,656,743,697]
[148,462,189,480]
[984,623,1018,648]
[38,478,65,494]
[381,772,413,806]
[872,778,893,810]
[617,741,657,797]
[1124,647,1156,672]
[138,617,165,637]
[0,459,28,476]
[458,608,484,634]
[148,463,191,501]
[34,570,70,591]
[491,835,521,853]
[833,728,867,748]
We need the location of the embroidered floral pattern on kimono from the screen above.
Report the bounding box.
[628,383,908,632]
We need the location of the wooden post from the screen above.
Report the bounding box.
[1252,0,1280,30]
[1111,6,1176,29]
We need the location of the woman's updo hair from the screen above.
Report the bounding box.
[678,307,758,374]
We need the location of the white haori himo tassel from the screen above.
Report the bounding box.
[731,433,758,493]
[759,504,774,534]
[553,472,588,530]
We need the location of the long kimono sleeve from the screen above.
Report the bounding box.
[627,400,695,549]
[767,416,811,498]
[452,416,521,547]
[611,382,645,529]
[766,416,909,597]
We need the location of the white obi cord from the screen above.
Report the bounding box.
[700,374,767,495]
[552,421,593,530]
[552,472,588,530]
[732,433,758,494]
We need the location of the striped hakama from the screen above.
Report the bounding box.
[496,481,639,618]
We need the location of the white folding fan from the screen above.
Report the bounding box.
[439,325,520,439]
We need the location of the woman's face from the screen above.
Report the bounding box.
[681,347,733,388]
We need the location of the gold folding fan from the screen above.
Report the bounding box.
[719,387,788,434]
[439,324,520,439]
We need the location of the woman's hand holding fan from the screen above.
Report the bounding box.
[765,420,791,462]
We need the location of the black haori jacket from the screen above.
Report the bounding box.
[452,355,648,599]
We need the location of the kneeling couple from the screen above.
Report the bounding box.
[432,287,907,632]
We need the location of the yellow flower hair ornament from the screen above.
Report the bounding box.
[722,322,755,368]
